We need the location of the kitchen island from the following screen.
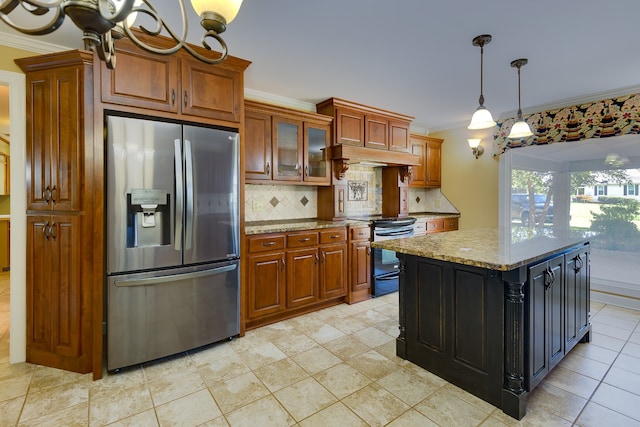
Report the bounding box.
[372,228,591,419]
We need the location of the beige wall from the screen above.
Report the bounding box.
[0,45,36,72]
[431,126,499,230]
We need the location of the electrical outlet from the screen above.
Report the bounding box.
[252,200,263,212]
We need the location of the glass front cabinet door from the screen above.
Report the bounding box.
[304,123,330,184]
[273,118,303,181]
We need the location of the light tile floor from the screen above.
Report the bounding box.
[1,272,640,426]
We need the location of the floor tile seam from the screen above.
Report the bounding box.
[267,377,340,424]
[571,325,637,424]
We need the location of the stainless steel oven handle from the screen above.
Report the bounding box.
[375,229,414,237]
[376,271,400,280]
[114,264,238,287]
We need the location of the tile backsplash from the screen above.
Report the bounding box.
[244,165,458,222]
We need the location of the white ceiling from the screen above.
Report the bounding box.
[1,0,640,132]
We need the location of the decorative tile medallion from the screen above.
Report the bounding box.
[300,196,309,206]
[270,197,280,208]
[347,181,368,201]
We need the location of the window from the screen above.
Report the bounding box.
[500,135,640,309]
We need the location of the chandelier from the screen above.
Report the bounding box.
[0,0,244,69]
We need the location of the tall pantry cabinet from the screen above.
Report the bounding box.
[17,51,97,374]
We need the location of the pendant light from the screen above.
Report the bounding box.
[507,58,533,139]
[468,34,496,130]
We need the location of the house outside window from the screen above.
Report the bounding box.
[625,184,639,196]
[595,185,607,196]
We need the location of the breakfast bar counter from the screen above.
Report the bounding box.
[372,228,592,419]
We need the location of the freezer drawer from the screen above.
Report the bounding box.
[107,261,240,371]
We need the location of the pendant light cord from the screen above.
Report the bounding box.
[479,44,485,106]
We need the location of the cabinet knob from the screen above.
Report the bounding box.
[266,162,271,175]
[184,91,188,108]
[50,222,56,240]
[51,185,57,203]
[261,241,276,247]
[305,165,309,177]
[298,237,311,242]
[43,186,51,203]
[171,89,176,105]
[42,221,50,239]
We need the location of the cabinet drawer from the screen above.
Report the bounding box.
[349,226,371,241]
[248,235,286,253]
[426,219,444,233]
[287,231,319,248]
[444,218,459,231]
[414,221,427,235]
[320,228,347,244]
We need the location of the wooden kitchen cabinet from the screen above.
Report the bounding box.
[409,134,443,188]
[316,98,413,153]
[382,166,410,218]
[247,250,287,319]
[319,229,348,299]
[26,64,82,212]
[348,225,371,303]
[565,246,590,354]
[245,227,348,328]
[100,33,245,125]
[26,214,87,371]
[18,51,97,375]
[245,100,332,185]
[527,254,565,390]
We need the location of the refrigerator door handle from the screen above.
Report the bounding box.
[114,263,238,287]
[174,139,183,251]
[185,139,194,250]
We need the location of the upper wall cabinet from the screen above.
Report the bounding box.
[409,134,443,188]
[245,100,333,186]
[99,33,249,126]
[316,98,413,153]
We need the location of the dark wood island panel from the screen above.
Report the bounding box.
[374,228,592,419]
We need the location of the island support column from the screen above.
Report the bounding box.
[502,267,527,419]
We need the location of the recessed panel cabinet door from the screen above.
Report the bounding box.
[27,214,85,369]
[287,248,319,308]
[320,243,348,298]
[244,110,272,181]
[26,67,81,211]
[247,252,286,319]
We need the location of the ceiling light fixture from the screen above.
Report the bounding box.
[0,0,244,69]
[507,58,533,139]
[468,34,496,130]
[467,138,484,159]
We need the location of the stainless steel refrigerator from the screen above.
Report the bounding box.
[106,115,240,371]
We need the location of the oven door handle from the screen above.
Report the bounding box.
[376,271,400,280]
[375,229,414,237]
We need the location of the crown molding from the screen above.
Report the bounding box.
[244,88,316,113]
[0,31,67,54]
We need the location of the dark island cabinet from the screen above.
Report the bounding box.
[527,254,565,391]
[397,242,591,420]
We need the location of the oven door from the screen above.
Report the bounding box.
[372,247,400,297]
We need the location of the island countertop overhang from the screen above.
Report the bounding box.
[371,227,589,271]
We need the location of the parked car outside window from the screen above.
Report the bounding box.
[511,193,554,226]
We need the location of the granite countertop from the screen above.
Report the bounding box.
[411,212,459,221]
[371,227,588,271]
[244,213,459,235]
[244,219,360,235]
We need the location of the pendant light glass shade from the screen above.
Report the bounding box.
[468,35,496,130]
[468,106,496,130]
[191,0,244,24]
[508,120,533,138]
[507,58,533,139]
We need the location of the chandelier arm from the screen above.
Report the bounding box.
[0,4,64,35]
[95,31,117,69]
[122,0,189,56]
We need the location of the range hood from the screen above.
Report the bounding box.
[330,145,421,167]
[329,145,421,180]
